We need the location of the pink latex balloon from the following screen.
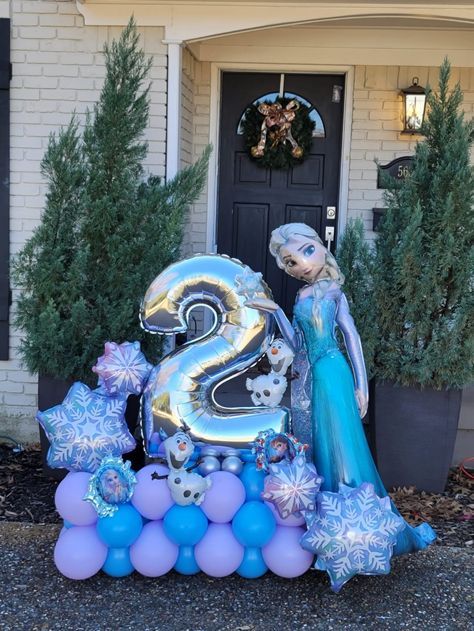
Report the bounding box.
[200,471,246,523]
[131,464,173,520]
[194,523,244,577]
[54,525,108,580]
[55,472,98,526]
[129,521,178,577]
[262,526,313,578]
[264,501,305,527]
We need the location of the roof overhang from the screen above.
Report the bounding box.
[76,1,474,42]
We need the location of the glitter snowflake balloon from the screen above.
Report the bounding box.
[234,265,264,300]
[262,454,323,518]
[92,341,153,396]
[37,383,136,473]
[300,482,406,593]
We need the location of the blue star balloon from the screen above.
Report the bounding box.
[262,454,323,519]
[92,341,153,396]
[300,482,405,593]
[37,382,136,473]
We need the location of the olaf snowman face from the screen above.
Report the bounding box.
[266,339,295,375]
[160,429,212,506]
[163,431,194,470]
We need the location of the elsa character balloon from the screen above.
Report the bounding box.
[245,223,435,555]
[99,468,129,504]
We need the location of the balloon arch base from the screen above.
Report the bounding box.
[54,453,315,581]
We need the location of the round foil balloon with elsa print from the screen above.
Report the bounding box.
[84,456,137,518]
[251,429,307,471]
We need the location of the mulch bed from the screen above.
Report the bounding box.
[0,444,473,548]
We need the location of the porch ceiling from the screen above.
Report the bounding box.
[76,2,474,42]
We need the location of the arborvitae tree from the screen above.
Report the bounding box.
[13,19,210,384]
[13,119,91,379]
[374,59,474,389]
[336,218,377,379]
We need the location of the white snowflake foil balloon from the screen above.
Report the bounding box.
[300,482,405,593]
[234,265,264,300]
[262,454,323,518]
[92,341,153,396]
[37,383,136,473]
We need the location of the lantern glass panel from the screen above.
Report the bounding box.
[405,94,426,132]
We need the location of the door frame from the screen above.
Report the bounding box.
[206,62,354,253]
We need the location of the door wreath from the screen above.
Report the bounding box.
[241,97,315,169]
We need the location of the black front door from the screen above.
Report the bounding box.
[217,72,345,314]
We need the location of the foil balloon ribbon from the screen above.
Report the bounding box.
[140,254,289,451]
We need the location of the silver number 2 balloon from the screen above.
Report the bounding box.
[140,254,289,451]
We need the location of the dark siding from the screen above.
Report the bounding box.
[0,18,10,359]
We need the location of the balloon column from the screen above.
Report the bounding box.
[52,433,314,581]
[37,255,410,591]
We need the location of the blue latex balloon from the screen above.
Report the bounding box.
[240,449,256,463]
[232,501,276,547]
[174,545,200,575]
[97,503,143,548]
[239,463,266,501]
[102,547,134,578]
[163,505,208,546]
[63,520,74,529]
[237,547,268,579]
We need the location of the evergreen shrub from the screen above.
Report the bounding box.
[13,19,210,385]
[374,59,474,389]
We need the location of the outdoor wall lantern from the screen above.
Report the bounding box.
[401,77,427,134]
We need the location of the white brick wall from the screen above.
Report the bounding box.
[180,47,194,169]
[2,1,168,442]
[179,49,211,339]
[181,47,210,258]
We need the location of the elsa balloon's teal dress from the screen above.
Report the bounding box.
[276,287,435,556]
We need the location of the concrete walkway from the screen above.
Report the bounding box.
[1,522,472,631]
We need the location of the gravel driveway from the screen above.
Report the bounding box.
[1,522,472,631]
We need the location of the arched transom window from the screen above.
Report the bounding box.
[237,91,326,138]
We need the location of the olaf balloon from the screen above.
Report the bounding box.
[266,338,295,375]
[162,430,211,506]
[246,373,288,407]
